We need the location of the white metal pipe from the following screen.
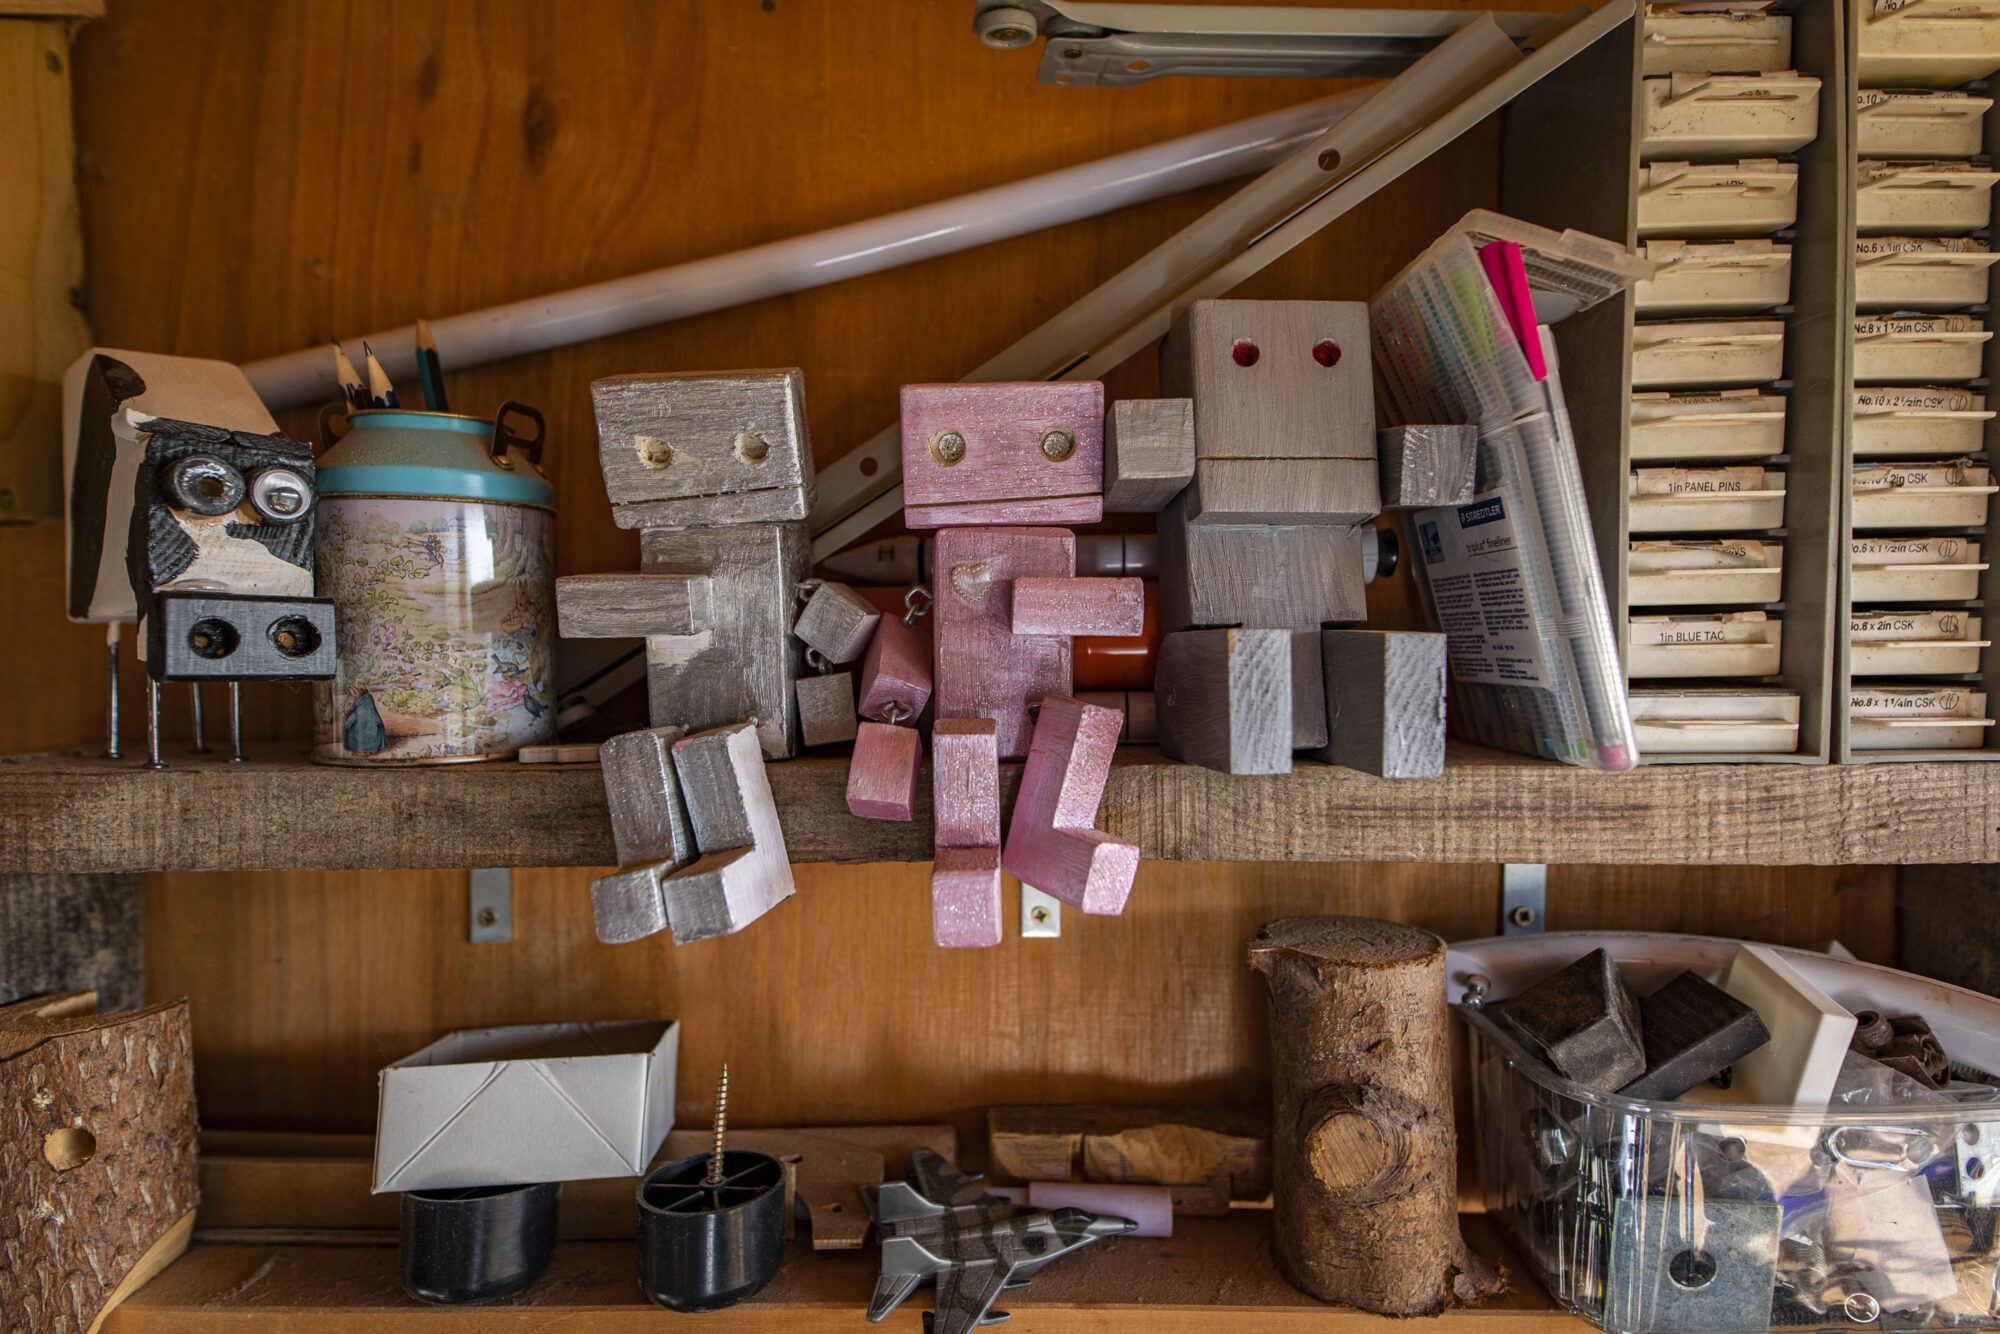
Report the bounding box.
[241,88,1374,409]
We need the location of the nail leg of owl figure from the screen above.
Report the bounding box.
[900,382,1143,946]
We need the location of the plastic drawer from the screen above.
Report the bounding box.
[1629,468,1786,533]
[1637,160,1798,239]
[1856,161,2000,236]
[1855,238,1999,312]
[1850,686,1993,750]
[1630,391,1787,462]
[1856,0,2000,89]
[1635,240,1791,314]
[1627,611,1783,677]
[1627,686,1800,754]
[1632,319,1786,389]
[1628,539,1784,605]
[1639,73,1821,160]
[1641,8,1791,76]
[1851,316,1991,384]
[1856,90,1992,158]
[1853,386,1993,457]
[1851,461,1996,529]
[1851,535,1987,601]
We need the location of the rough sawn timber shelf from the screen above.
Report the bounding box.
[103,1214,1583,1333]
[3,742,1995,872]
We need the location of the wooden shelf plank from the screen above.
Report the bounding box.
[4,742,1994,873]
[103,1215,1584,1333]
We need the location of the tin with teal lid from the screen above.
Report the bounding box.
[311,402,556,764]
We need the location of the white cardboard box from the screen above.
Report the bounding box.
[372,1019,679,1193]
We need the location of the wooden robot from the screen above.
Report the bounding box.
[900,381,1144,947]
[1106,299,1454,779]
[556,370,813,944]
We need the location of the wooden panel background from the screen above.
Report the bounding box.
[0,0,1893,1138]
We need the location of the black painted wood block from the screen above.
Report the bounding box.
[1621,970,1771,1101]
[1495,948,1646,1092]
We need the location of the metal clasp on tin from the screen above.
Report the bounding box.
[490,401,547,470]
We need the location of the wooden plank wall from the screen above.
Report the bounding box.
[0,0,1893,1142]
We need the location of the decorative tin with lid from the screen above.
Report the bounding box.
[311,403,555,764]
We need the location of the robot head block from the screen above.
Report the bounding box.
[900,381,1105,529]
[1160,299,1376,463]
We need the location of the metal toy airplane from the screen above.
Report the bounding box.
[865,1147,1136,1332]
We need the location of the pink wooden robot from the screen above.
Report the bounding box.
[900,382,1144,947]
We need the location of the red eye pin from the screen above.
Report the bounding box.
[1313,340,1341,368]
[1231,340,1260,367]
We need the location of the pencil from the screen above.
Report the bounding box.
[415,318,450,413]
[331,341,366,410]
[361,341,399,409]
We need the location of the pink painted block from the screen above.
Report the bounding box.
[846,721,920,821]
[934,526,1074,760]
[932,845,1003,948]
[931,718,1000,847]
[1002,694,1139,915]
[857,611,932,724]
[900,382,1106,528]
[1027,1182,1174,1237]
[1011,576,1145,637]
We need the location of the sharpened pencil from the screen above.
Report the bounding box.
[415,318,450,413]
[361,341,398,409]
[332,341,367,410]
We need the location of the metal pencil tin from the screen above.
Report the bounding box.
[311,403,556,764]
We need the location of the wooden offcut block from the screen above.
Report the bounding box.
[557,572,713,638]
[592,369,814,527]
[1155,629,1293,776]
[986,1105,1271,1215]
[932,717,1002,948]
[934,525,1075,760]
[856,610,932,724]
[1723,943,1856,1107]
[932,718,1001,849]
[592,721,796,945]
[1291,629,1328,751]
[796,672,859,748]
[1002,695,1138,915]
[900,382,1105,528]
[1179,457,1380,526]
[1494,949,1646,1092]
[793,580,880,664]
[1312,630,1447,779]
[846,721,920,822]
[1157,492,1367,632]
[1620,970,1770,1101]
[1011,577,1145,637]
[1378,424,1478,510]
[639,521,809,759]
[1160,299,1376,462]
[598,724,694,869]
[1102,397,1194,513]
[664,721,795,942]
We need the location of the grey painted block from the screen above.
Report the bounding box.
[1181,457,1379,526]
[1103,397,1194,513]
[1157,490,1368,632]
[598,725,693,869]
[592,369,815,528]
[1313,629,1447,779]
[639,522,809,759]
[1156,628,1293,775]
[797,672,859,748]
[557,573,713,639]
[793,580,880,664]
[1160,299,1376,462]
[1290,629,1327,751]
[1378,424,1478,509]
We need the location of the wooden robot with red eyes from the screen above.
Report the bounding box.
[1110,299,1444,781]
[899,379,1145,949]
[65,349,336,767]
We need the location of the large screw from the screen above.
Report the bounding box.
[930,431,966,465]
[1040,427,1076,461]
[706,1064,730,1186]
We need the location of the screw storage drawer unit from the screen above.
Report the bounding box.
[1504,0,1844,761]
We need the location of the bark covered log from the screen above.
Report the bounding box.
[1247,915,1502,1315]
[0,993,198,1334]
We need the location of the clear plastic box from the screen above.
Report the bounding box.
[1453,933,2000,1334]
